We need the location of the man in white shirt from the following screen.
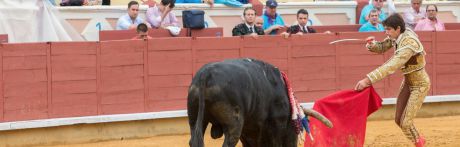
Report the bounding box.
[404,0,425,29]
[116,1,144,30]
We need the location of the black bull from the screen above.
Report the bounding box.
[187,58,332,147]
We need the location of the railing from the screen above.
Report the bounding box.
[0,30,459,123]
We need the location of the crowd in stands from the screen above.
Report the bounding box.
[358,0,444,32]
[56,0,449,38]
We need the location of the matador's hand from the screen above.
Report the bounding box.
[366,36,376,49]
[354,77,371,91]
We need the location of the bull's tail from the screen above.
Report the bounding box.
[190,71,209,147]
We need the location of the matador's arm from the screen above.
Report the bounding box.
[366,39,419,84]
[367,37,394,54]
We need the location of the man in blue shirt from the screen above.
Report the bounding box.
[359,9,384,32]
[359,0,387,24]
[116,1,144,30]
[262,0,286,35]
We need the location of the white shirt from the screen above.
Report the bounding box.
[245,23,255,32]
[404,8,426,29]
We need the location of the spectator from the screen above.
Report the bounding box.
[359,0,387,24]
[281,9,316,38]
[132,23,153,39]
[255,17,264,28]
[414,4,445,31]
[146,0,179,29]
[359,9,384,32]
[262,0,286,35]
[404,0,425,29]
[232,7,264,37]
[116,1,144,30]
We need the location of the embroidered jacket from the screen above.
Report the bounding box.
[366,28,426,84]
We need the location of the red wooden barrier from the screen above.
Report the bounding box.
[2,43,49,122]
[313,24,361,33]
[435,30,460,95]
[1,31,460,122]
[99,28,188,41]
[99,30,137,41]
[193,37,241,72]
[50,42,98,118]
[149,28,189,38]
[190,27,224,37]
[0,34,7,43]
[289,34,338,102]
[99,40,146,115]
[147,38,192,111]
[445,23,460,30]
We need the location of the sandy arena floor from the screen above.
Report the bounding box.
[40,115,460,147]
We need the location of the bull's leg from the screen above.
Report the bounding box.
[209,103,244,147]
[239,137,250,147]
[222,118,243,147]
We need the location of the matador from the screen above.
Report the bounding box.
[354,13,429,147]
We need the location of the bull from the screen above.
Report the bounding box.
[187,58,332,147]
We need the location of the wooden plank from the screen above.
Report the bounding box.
[3,56,47,70]
[148,37,192,51]
[190,28,223,37]
[149,75,192,88]
[51,42,97,55]
[2,43,48,57]
[194,37,240,50]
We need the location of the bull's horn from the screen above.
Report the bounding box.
[302,108,333,128]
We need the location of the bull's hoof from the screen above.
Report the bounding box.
[211,124,223,139]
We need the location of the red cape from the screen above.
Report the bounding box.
[305,86,382,147]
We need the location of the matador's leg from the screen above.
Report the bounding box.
[398,70,430,143]
[395,79,410,126]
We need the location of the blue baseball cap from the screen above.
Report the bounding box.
[266,0,278,8]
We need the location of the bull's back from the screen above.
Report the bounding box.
[189,58,288,115]
[191,58,280,96]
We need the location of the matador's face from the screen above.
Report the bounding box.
[384,26,401,40]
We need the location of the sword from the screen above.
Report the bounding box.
[329,38,366,44]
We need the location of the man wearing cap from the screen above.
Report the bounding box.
[262,0,286,35]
